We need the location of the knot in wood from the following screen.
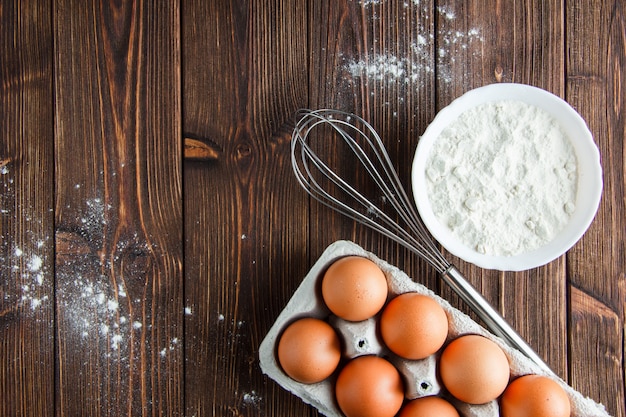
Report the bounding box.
[120,244,152,278]
[232,139,258,181]
[494,65,504,82]
[235,143,253,158]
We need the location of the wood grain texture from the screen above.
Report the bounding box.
[0,1,55,416]
[566,1,626,415]
[570,287,624,416]
[53,1,182,415]
[306,0,440,297]
[182,1,309,415]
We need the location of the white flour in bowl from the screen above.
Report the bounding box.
[425,100,578,256]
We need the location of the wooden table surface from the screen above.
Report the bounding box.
[1,1,624,416]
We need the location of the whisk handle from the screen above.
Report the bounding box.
[442,266,554,376]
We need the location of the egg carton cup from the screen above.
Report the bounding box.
[259,240,610,417]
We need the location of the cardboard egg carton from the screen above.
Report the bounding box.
[259,240,610,417]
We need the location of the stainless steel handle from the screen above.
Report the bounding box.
[441,266,554,376]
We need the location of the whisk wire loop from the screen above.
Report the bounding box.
[292,109,450,272]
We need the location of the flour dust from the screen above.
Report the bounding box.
[1,163,52,315]
[343,2,484,95]
[1,172,183,365]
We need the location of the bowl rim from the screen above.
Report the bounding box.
[411,83,603,271]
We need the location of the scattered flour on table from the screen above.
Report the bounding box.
[61,268,181,360]
[1,163,52,312]
[159,337,180,357]
[2,168,184,382]
[55,196,180,361]
[359,0,422,6]
[12,247,49,311]
[425,101,578,256]
[436,5,456,20]
[242,390,262,408]
[343,3,483,90]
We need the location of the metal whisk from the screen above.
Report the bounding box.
[291,108,553,375]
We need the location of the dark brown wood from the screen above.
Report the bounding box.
[0,0,624,416]
[182,1,310,415]
[306,0,440,294]
[0,1,55,416]
[53,1,182,415]
[566,1,626,415]
[570,287,624,416]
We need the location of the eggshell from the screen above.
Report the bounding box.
[258,240,611,417]
[322,256,388,321]
[380,292,448,359]
[439,334,510,404]
[277,317,342,384]
[398,396,460,417]
[335,355,404,417]
[501,374,571,417]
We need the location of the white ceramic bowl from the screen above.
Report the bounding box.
[412,83,603,271]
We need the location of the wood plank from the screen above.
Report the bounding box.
[435,0,568,378]
[53,1,182,415]
[566,1,625,415]
[570,287,624,416]
[306,0,439,297]
[181,1,310,415]
[0,1,55,417]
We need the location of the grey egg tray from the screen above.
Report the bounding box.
[258,240,610,417]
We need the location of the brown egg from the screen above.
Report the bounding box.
[380,292,448,359]
[439,334,510,404]
[321,256,388,321]
[398,396,460,417]
[277,317,341,384]
[335,355,404,417]
[501,374,571,417]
